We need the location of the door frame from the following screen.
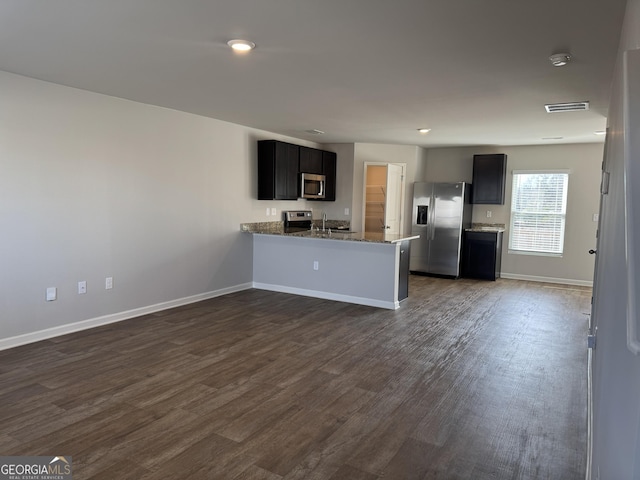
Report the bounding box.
[362,162,406,234]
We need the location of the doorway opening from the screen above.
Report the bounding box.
[362,163,406,235]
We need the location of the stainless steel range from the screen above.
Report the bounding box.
[284,210,313,232]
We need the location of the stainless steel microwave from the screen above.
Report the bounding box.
[300,173,326,199]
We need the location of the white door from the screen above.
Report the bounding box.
[363,162,406,234]
[384,164,403,235]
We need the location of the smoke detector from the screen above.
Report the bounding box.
[549,53,572,67]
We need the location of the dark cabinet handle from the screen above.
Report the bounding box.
[589,249,597,255]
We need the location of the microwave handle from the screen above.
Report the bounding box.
[320,179,325,197]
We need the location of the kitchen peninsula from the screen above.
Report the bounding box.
[241,220,419,309]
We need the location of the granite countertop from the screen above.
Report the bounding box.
[241,221,419,244]
[465,222,506,233]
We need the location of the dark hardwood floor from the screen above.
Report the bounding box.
[0,276,590,479]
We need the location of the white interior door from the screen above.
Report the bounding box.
[363,162,406,234]
[384,164,403,235]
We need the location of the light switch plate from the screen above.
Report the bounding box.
[46,287,57,301]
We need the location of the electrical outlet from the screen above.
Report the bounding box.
[78,280,87,294]
[105,277,113,290]
[266,207,270,216]
[344,208,350,216]
[313,260,319,271]
[271,207,277,216]
[46,287,57,301]
[486,210,492,218]
[593,213,599,222]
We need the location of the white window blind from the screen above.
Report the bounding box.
[509,171,569,255]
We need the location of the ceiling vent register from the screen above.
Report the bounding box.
[544,101,590,113]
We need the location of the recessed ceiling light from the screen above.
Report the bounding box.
[542,137,564,140]
[549,53,572,67]
[594,130,606,135]
[227,39,256,52]
[305,129,325,135]
[418,128,431,134]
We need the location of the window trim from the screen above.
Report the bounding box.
[508,170,570,257]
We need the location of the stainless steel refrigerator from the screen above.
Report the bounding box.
[410,182,472,277]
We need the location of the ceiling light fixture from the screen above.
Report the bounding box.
[418,128,431,134]
[549,53,572,67]
[305,129,325,135]
[227,39,256,52]
[594,130,607,135]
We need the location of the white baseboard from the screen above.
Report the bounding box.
[500,272,593,287]
[253,282,399,310]
[0,283,253,352]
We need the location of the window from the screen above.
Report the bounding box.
[509,171,569,255]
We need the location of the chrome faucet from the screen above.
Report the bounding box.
[322,212,327,231]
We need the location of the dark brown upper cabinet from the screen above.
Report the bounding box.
[472,154,507,204]
[258,140,337,201]
[321,150,337,202]
[257,140,299,200]
[299,146,323,174]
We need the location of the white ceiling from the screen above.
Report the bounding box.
[0,0,627,147]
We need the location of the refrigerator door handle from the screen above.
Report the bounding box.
[427,201,431,240]
[430,196,436,240]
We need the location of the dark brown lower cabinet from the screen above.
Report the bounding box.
[462,230,503,281]
[398,240,410,300]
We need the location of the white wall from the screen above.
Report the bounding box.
[422,143,603,285]
[591,0,640,477]
[0,71,320,346]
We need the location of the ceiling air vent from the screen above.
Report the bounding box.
[545,101,590,113]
